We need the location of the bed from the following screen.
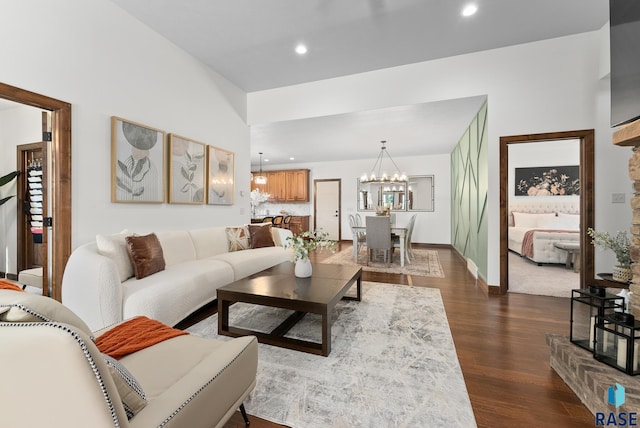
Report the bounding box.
[508,201,580,265]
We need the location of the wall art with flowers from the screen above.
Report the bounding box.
[515,165,579,197]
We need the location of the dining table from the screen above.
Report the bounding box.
[351,225,408,267]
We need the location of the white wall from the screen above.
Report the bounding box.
[0,105,42,274]
[0,0,250,247]
[260,152,451,245]
[508,139,580,201]
[248,29,630,286]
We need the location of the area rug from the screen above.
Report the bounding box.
[320,248,445,278]
[187,282,476,427]
[508,251,579,298]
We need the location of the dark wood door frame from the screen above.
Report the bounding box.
[0,82,71,301]
[499,130,595,295]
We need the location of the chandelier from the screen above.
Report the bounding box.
[360,141,407,184]
[254,152,267,184]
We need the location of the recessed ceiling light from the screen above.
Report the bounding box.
[295,44,308,55]
[289,157,295,160]
[264,158,270,162]
[462,4,477,17]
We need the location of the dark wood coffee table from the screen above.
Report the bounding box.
[217,262,362,356]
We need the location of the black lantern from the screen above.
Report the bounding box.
[594,312,640,376]
[570,287,624,351]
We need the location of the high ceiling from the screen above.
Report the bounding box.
[108,1,609,165]
[110,0,608,92]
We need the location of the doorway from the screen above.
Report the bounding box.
[16,141,48,291]
[499,130,595,295]
[314,179,341,240]
[0,82,71,300]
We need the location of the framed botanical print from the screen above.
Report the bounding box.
[168,134,206,204]
[111,116,166,203]
[515,165,580,197]
[207,145,235,205]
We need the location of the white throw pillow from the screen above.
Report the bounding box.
[96,229,134,282]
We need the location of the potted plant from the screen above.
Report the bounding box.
[285,230,336,277]
[0,171,20,206]
[587,227,632,282]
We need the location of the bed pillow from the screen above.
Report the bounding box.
[557,212,580,230]
[512,212,555,229]
[537,215,563,229]
[125,233,166,280]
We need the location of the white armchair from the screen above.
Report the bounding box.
[0,290,257,428]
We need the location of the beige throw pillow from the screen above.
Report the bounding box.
[225,226,250,252]
[96,229,134,282]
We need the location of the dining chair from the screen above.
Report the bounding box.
[272,215,284,227]
[355,213,363,226]
[393,214,416,263]
[366,216,393,266]
[349,215,366,256]
[283,215,292,229]
[262,216,274,224]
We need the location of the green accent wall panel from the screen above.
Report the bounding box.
[451,101,488,279]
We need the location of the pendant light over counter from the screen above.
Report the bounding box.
[254,152,267,184]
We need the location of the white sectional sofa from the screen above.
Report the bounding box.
[62,225,292,331]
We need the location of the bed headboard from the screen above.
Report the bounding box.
[508,200,580,226]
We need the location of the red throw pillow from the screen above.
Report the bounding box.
[125,233,166,279]
[248,224,275,248]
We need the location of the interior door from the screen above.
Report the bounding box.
[314,179,341,240]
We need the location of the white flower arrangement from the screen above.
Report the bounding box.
[285,230,336,262]
[250,189,270,208]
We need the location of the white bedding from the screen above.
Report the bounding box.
[509,226,579,264]
[507,201,581,264]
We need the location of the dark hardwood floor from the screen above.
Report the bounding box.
[182,242,593,428]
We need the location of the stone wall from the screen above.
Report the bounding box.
[615,121,640,317]
[547,334,639,415]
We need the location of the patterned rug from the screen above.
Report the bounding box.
[187,282,476,428]
[320,247,445,278]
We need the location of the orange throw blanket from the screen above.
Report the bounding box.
[95,316,188,359]
[0,279,24,292]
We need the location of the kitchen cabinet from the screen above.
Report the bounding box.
[288,216,310,235]
[285,170,309,201]
[265,171,285,202]
[251,169,309,202]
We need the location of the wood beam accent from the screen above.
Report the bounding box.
[613,119,640,147]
